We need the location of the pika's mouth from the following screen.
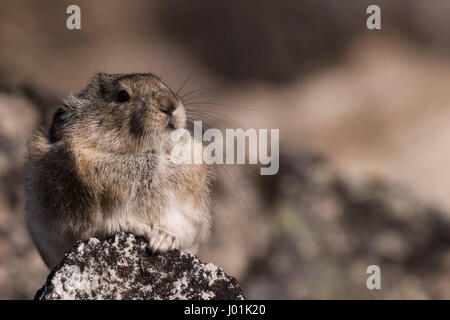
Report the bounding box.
[160,109,172,116]
[166,105,187,130]
[167,120,176,130]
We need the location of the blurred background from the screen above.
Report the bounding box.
[1,0,450,299]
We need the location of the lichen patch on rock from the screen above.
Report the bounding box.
[35,233,245,300]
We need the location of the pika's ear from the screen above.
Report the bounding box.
[48,106,75,143]
[82,72,116,98]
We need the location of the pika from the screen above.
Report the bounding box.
[25,72,213,268]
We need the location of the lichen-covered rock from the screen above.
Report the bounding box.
[35,233,245,300]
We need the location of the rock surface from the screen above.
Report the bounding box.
[35,233,245,300]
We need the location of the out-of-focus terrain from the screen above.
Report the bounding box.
[1,0,450,299]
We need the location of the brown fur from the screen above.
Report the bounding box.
[25,73,213,268]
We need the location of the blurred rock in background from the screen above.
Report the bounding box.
[1,0,450,299]
[241,152,450,299]
[159,0,365,83]
[159,0,450,83]
[0,86,57,299]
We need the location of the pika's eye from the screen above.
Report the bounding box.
[117,90,130,103]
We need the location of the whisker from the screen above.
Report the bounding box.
[185,115,214,132]
[186,109,243,128]
[181,87,219,101]
[186,110,237,128]
[150,54,161,72]
[216,164,250,211]
[183,122,194,135]
[159,54,169,78]
[176,65,197,96]
[185,101,265,112]
[184,111,252,210]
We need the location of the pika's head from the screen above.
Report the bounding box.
[49,73,186,153]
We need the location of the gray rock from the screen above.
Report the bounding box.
[35,233,245,300]
[241,152,450,299]
[0,87,58,299]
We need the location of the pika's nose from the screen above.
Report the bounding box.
[160,99,177,116]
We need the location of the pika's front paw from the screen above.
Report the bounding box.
[148,226,178,253]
